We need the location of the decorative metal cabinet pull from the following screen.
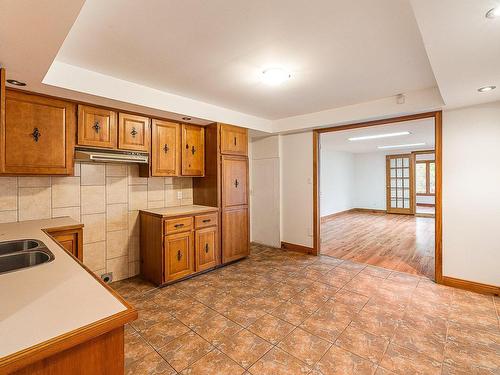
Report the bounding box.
[202,219,211,223]
[174,223,184,228]
[163,144,169,153]
[30,128,41,142]
[191,145,196,155]
[177,250,182,261]
[130,127,138,137]
[205,243,209,253]
[234,137,237,146]
[93,121,101,133]
[234,179,239,188]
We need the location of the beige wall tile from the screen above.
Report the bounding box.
[81,163,105,186]
[52,206,81,222]
[18,177,51,188]
[0,210,17,223]
[74,162,81,177]
[106,230,128,259]
[128,165,147,185]
[107,256,129,281]
[165,185,181,207]
[106,164,127,177]
[106,203,128,232]
[128,210,140,237]
[148,177,165,202]
[128,185,147,211]
[128,235,140,262]
[148,200,164,209]
[181,178,193,199]
[129,261,140,277]
[82,213,106,244]
[181,197,194,206]
[81,185,105,214]
[83,241,106,271]
[106,176,128,204]
[0,177,18,211]
[164,177,174,185]
[51,177,80,208]
[18,187,51,221]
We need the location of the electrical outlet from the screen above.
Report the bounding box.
[177,191,182,200]
[101,272,113,283]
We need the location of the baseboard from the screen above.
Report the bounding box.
[442,276,499,296]
[353,208,387,214]
[281,241,314,254]
[320,209,356,222]
[416,203,435,207]
[321,208,386,222]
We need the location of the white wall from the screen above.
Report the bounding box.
[280,132,313,248]
[320,150,354,216]
[353,152,387,210]
[250,136,281,247]
[443,102,500,286]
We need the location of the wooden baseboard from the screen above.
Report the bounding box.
[442,276,499,296]
[281,241,314,254]
[416,203,435,207]
[321,208,386,222]
[320,209,355,222]
[353,208,387,214]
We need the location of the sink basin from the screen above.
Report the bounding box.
[0,239,54,275]
[0,239,42,256]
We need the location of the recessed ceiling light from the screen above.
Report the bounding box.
[378,142,426,150]
[261,68,291,86]
[6,79,26,86]
[182,117,192,121]
[348,131,411,141]
[486,7,500,18]
[478,85,496,92]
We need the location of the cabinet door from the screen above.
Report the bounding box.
[220,124,248,156]
[47,227,83,261]
[222,207,249,263]
[222,156,248,208]
[164,231,194,281]
[181,124,205,176]
[2,91,75,175]
[151,119,180,176]
[195,226,217,272]
[78,105,117,149]
[118,113,150,152]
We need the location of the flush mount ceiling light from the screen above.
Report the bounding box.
[6,79,26,86]
[182,116,192,121]
[478,85,496,92]
[486,7,500,18]
[261,67,291,86]
[378,142,425,150]
[348,131,411,141]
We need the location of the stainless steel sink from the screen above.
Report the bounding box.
[0,239,54,275]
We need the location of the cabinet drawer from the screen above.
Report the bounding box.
[164,216,193,234]
[195,213,218,229]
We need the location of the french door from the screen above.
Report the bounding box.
[386,154,415,214]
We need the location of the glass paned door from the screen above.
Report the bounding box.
[386,154,415,214]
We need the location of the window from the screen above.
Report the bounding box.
[416,160,435,195]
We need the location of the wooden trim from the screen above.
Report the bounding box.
[320,209,356,222]
[0,68,5,174]
[321,208,386,222]
[412,149,435,155]
[385,153,415,215]
[417,203,435,207]
[442,276,500,296]
[313,111,443,283]
[281,241,314,254]
[353,208,387,214]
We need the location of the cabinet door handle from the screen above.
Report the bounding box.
[163,144,169,153]
[174,223,184,228]
[130,127,138,137]
[202,219,211,223]
[30,128,41,142]
[177,250,182,261]
[191,145,196,155]
[93,121,101,133]
[234,179,239,188]
[205,243,209,253]
[234,136,237,146]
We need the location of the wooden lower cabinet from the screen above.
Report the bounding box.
[46,225,83,261]
[195,226,217,272]
[222,206,249,263]
[165,231,194,281]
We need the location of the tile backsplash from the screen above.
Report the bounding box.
[0,163,193,281]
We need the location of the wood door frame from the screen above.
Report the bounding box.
[313,111,443,283]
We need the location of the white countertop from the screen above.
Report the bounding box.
[0,217,127,358]
[141,204,218,217]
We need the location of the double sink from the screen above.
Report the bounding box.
[0,239,55,275]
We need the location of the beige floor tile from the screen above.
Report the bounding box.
[335,324,389,364]
[180,349,245,375]
[125,350,176,375]
[380,343,442,375]
[248,347,311,375]
[218,329,273,368]
[316,345,377,375]
[277,327,331,367]
[248,314,295,345]
[158,331,213,372]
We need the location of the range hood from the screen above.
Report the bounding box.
[74,147,149,164]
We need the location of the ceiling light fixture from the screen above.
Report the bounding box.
[477,85,496,92]
[6,79,26,86]
[182,117,192,121]
[378,142,426,150]
[261,68,291,86]
[486,7,500,18]
[348,131,411,141]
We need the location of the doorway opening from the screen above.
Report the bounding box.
[313,112,442,282]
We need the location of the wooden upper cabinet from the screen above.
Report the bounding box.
[181,124,205,176]
[77,105,117,149]
[222,206,249,263]
[220,124,248,156]
[1,90,75,175]
[118,113,150,152]
[222,155,248,208]
[151,119,180,176]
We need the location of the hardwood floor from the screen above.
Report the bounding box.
[321,211,435,279]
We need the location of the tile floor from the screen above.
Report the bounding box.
[111,243,500,375]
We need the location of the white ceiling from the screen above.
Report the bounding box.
[320,118,435,154]
[55,0,436,120]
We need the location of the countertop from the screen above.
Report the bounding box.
[140,204,218,218]
[0,217,128,359]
